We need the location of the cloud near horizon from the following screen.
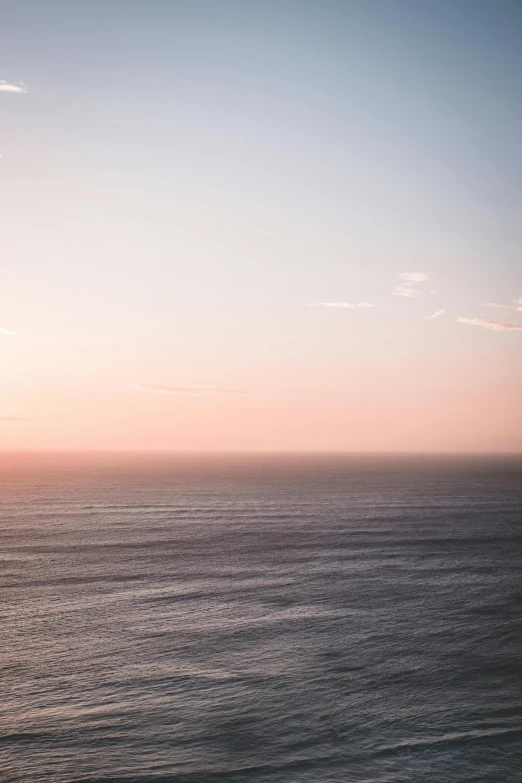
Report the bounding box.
[311,301,374,308]
[399,272,429,283]
[426,309,446,320]
[311,301,354,308]
[0,80,27,93]
[133,383,251,395]
[458,317,522,332]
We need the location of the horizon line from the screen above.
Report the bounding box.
[0,448,521,457]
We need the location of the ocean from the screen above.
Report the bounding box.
[1,453,521,782]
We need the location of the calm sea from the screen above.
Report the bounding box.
[1,453,521,782]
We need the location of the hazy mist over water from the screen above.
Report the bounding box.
[1,453,521,782]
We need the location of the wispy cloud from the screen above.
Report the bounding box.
[0,80,27,93]
[0,416,31,422]
[482,302,511,310]
[393,272,430,297]
[311,302,354,308]
[393,286,422,298]
[399,272,429,283]
[133,384,251,395]
[458,318,522,332]
[0,327,19,335]
[310,301,374,308]
[514,296,522,311]
[426,309,446,320]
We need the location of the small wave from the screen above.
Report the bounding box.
[401,534,522,547]
[0,731,57,744]
[378,725,522,755]
[62,752,367,783]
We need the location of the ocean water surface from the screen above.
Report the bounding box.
[1,453,521,782]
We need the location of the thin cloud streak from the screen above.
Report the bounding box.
[482,302,511,310]
[426,309,446,320]
[0,80,27,93]
[458,318,522,332]
[393,286,422,298]
[311,302,354,308]
[0,416,31,422]
[311,301,374,308]
[399,272,429,282]
[133,384,251,395]
[0,327,19,335]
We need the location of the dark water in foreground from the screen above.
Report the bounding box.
[1,453,521,783]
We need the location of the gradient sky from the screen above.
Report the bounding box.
[1,0,521,451]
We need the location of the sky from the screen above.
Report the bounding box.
[1,0,521,452]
